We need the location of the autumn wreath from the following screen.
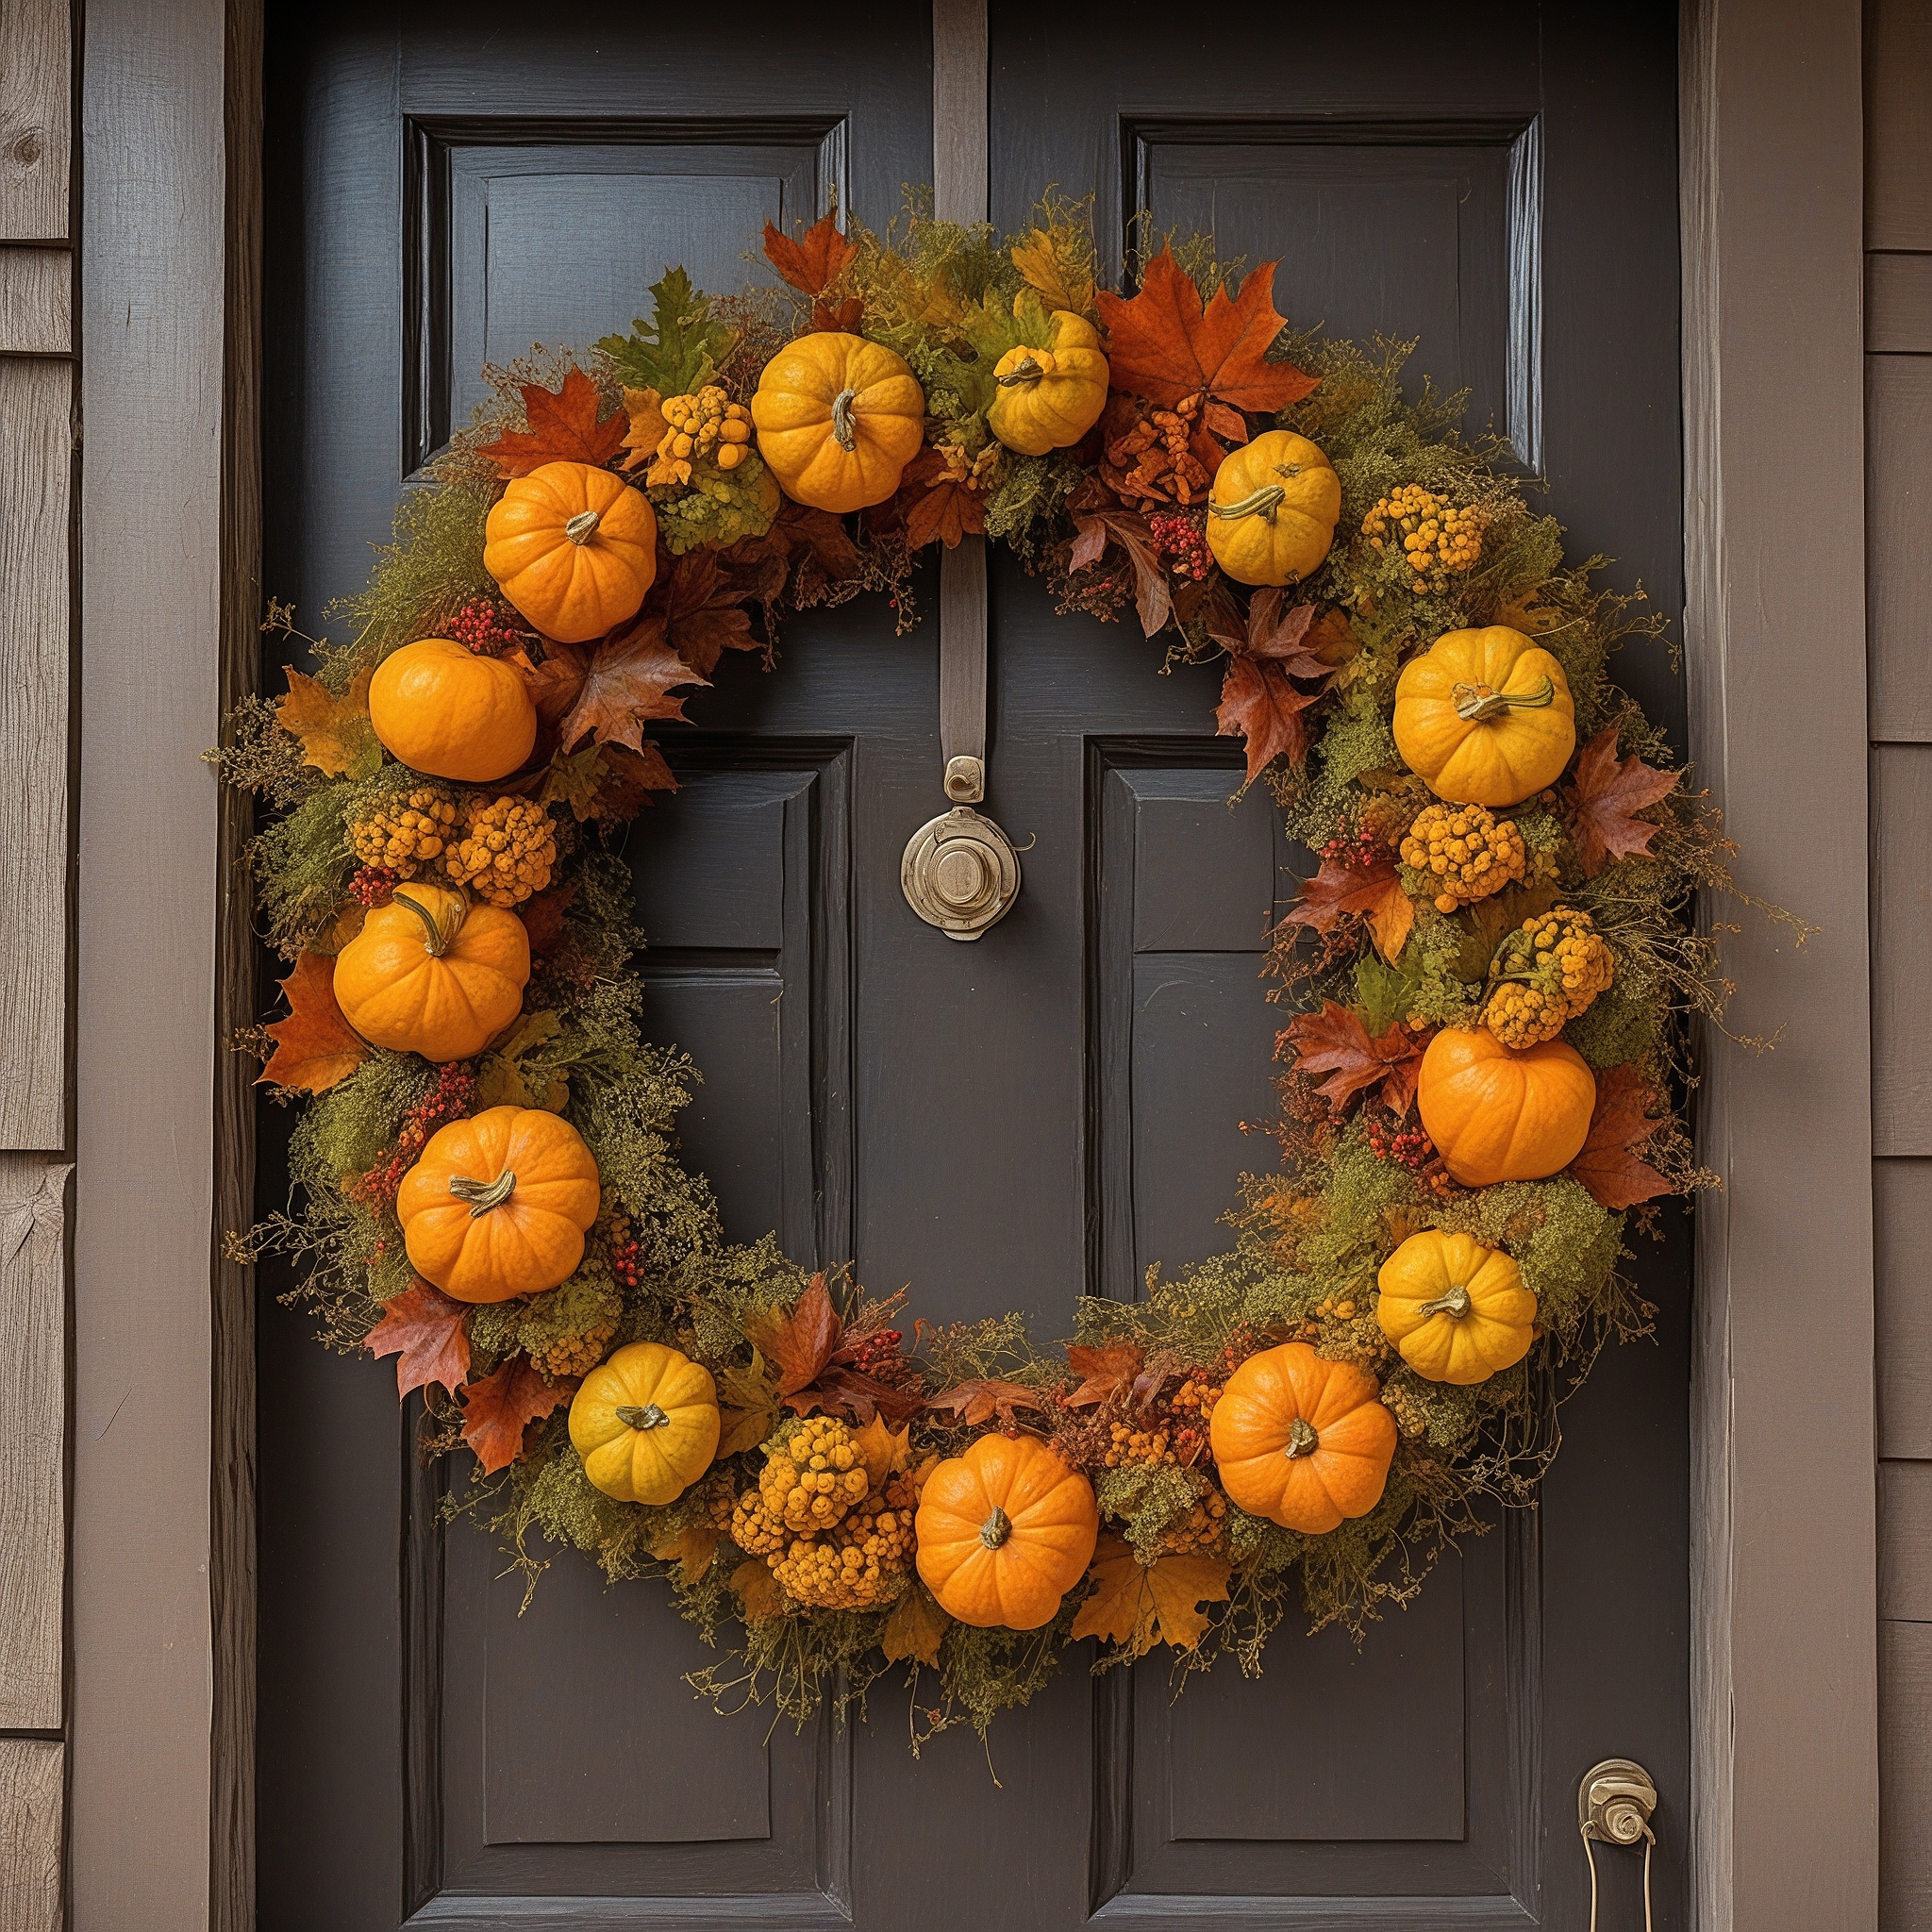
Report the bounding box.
[222,197,1756,1740]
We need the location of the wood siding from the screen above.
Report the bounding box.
[1869,0,1932,1922]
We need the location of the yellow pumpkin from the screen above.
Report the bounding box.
[397,1104,600,1303]
[483,460,658,644]
[987,308,1108,455]
[1415,1026,1597,1186]
[1208,1342,1396,1534]
[569,1341,721,1506]
[750,332,925,512]
[1392,626,1576,808]
[914,1433,1099,1630]
[1204,430,1341,587]
[368,637,538,783]
[1375,1231,1538,1385]
[332,883,529,1063]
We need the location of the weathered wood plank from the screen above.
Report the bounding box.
[1868,0,1932,249]
[1869,251,1932,354]
[1868,357,1932,742]
[1881,1621,1932,1926]
[0,245,68,352]
[1881,1460,1932,1622]
[0,1158,68,1729]
[0,0,69,242]
[0,1740,61,1932]
[1872,748,1932,1153]
[0,357,71,1151]
[1876,1159,1932,1458]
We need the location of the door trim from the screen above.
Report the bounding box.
[63,1,1878,1924]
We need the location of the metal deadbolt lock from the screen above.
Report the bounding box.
[901,805,1022,941]
[1578,1758,1657,1845]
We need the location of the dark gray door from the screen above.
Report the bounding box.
[256,6,1688,1927]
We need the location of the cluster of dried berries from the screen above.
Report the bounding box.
[349,1062,476,1213]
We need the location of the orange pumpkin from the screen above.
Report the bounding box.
[1208,1342,1396,1533]
[1415,1025,1597,1186]
[332,883,529,1063]
[482,460,658,644]
[750,332,925,513]
[914,1433,1098,1630]
[368,637,538,783]
[396,1105,600,1304]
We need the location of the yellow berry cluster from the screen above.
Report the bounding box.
[1483,907,1615,1047]
[441,795,558,907]
[1400,802,1528,914]
[657,386,753,481]
[1169,1376,1221,1425]
[770,1472,918,1609]
[1361,484,1484,576]
[1158,1485,1228,1556]
[532,1312,618,1379]
[754,1417,872,1536]
[1105,1421,1178,1469]
[350,788,457,874]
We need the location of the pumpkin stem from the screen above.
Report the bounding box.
[1208,483,1286,525]
[1284,1416,1320,1459]
[1416,1283,1473,1320]
[1452,676,1555,722]
[830,387,859,452]
[996,355,1047,389]
[615,1403,670,1431]
[564,508,602,545]
[396,887,467,958]
[448,1170,517,1216]
[979,1505,1013,1550]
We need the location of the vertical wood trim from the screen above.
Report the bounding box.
[0,355,72,1150]
[931,0,987,225]
[1680,2,1878,1928]
[209,2,261,1925]
[0,1740,63,1932]
[1866,0,1932,250]
[0,1158,70,1730]
[72,0,227,1924]
[0,0,70,242]
[1880,1620,1932,1925]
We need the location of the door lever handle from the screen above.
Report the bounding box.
[1578,1757,1657,1932]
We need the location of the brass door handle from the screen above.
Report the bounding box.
[1578,1757,1658,1931]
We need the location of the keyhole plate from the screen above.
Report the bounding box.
[901,806,1021,941]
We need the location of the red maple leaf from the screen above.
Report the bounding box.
[1567,1064,1674,1208]
[459,1357,574,1474]
[1064,1341,1145,1408]
[548,617,706,754]
[1215,656,1324,784]
[475,367,628,477]
[762,212,858,297]
[1095,247,1320,415]
[1561,727,1679,877]
[1282,1001,1425,1118]
[1280,856,1416,962]
[925,1379,1045,1427]
[364,1278,472,1400]
[658,550,760,675]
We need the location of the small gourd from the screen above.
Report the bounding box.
[1204,430,1341,587]
[1375,1230,1538,1385]
[1392,626,1576,808]
[396,1104,601,1304]
[368,637,538,784]
[569,1341,721,1506]
[1415,1025,1597,1187]
[483,459,658,644]
[332,882,529,1063]
[914,1433,1099,1630]
[987,308,1109,455]
[750,332,926,513]
[1208,1341,1396,1534]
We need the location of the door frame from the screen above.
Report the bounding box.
[65,0,1876,1925]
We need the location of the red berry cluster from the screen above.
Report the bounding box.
[348,864,398,908]
[1363,1112,1436,1174]
[1320,822,1385,870]
[609,1228,641,1291]
[350,1062,477,1214]
[1146,509,1211,581]
[445,597,531,655]
[844,1326,904,1377]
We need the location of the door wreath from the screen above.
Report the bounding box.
[223,198,1756,1741]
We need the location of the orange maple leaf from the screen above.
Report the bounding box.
[1064,1341,1144,1408]
[901,448,987,551]
[1567,1064,1674,1209]
[762,212,858,297]
[475,367,628,478]
[458,1357,574,1474]
[924,1379,1044,1427]
[364,1277,471,1400]
[1095,247,1320,415]
[1281,856,1416,962]
[617,386,671,475]
[275,664,377,777]
[550,618,706,755]
[1561,727,1679,877]
[260,953,368,1092]
[1071,1533,1230,1656]
[880,1582,951,1667]
[746,1274,841,1397]
[1282,1001,1425,1118]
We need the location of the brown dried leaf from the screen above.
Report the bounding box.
[880,1582,952,1668]
[553,618,706,755]
[658,551,759,676]
[1282,857,1416,962]
[1064,1341,1145,1409]
[649,1522,723,1586]
[924,1379,1045,1428]
[1216,654,1323,785]
[1284,1001,1426,1119]
[618,386,671,474]
[1069,504,1171,636]
[762,212,858,298]
[745,1274,841,1398]
[1070,1533,1230,1656]
[731,1557,787,1622]
[1561,727,1679,877]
